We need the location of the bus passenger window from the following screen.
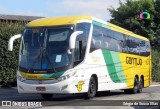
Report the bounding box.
[145,41,151,56]
[139,40,145,56]
[101,28,109,50]
[122,35,129,53]
[90,25,103,52]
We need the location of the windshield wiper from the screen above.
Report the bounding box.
[43,29,56,72]
[27,30,43,72]
[27,50,42,72]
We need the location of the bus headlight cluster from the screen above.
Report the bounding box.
[17,75,26,82]
[57,70,77,81]
[57,75,70,81]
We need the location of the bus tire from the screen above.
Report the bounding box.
[41,94,53,100]
[137,78,143,93]
[84,76,97,99]
[131,77,139,94]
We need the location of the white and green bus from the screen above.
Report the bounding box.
[8,16,151,99]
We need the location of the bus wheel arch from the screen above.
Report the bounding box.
[92,74,98,91]
[84,74,98,99]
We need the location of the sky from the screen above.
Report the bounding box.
[0,0,126,21]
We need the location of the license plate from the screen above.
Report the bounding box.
[36,87,46,91]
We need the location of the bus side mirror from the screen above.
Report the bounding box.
[69,31,83,49]
[8,34,22,51]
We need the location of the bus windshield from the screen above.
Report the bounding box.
[19,26,73,73]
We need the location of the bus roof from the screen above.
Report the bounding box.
[27,15,149,41]
[27,15,92,27]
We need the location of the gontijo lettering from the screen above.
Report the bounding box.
[126,57,142,65]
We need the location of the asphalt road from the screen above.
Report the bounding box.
[0,85,160,109]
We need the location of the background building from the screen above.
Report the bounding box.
[0,14,43,23]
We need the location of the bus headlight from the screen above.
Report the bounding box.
[57,70,77,81]
[57,75,70,81]
[17,75,26,82]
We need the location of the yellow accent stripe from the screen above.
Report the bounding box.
[27,15,92,27]
[20,72,55,80]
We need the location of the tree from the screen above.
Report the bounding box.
[108,0,160,46]
[0,22,26,86]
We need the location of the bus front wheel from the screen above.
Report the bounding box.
[84,76,97,99]
[41,94,53,100]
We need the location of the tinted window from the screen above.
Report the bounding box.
[76,23,91,41]
[89,22,151,57]
[101,29,110,50]
[145,41,151,56]
[90,25,103,52]
[128,37,140,55]
[111,32,124,52]
[90,24,125,52]
[74,23,91,64]
[139,40,146,55]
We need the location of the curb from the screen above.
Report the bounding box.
[149,85,160,87]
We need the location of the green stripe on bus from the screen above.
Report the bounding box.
[41,71,65,79]
[102,50,120,83]
[93,21,110,29]
[110,52,126,82]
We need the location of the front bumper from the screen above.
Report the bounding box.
[17,78,89,94]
